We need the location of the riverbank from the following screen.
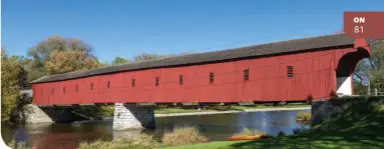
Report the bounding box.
[164,96,384,149]
[154,103,310,114]
[155,107,310,117]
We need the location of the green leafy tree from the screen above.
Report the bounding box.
[353,39,384,94]
[112,57,130,64]
[1,50,24,122]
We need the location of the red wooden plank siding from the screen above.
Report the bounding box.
[31,46,368,105]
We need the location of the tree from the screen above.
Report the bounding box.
[1,50,24,122]
[27,36,96,80]
[44,50,99,74]
[112,57,130,64]
[133,53,164,61]
[353,39,384,94]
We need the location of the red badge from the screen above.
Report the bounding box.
[344,11,384,38]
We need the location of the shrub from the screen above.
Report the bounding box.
[296,112,311,121]
[233,128,267,137]
[162,126,209,146]
[100,105,114,117]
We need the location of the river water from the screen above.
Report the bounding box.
[1,109,310,149]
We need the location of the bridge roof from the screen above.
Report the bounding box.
[31,33,355,84]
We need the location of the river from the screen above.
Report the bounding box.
[1,109,310,149]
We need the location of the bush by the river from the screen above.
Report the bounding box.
[162,126,209,146]
[296,111,311,121]
[78,126,208,149]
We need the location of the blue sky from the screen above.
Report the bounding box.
[2,0,383,62]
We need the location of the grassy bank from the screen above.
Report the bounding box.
[164,96,384,149]
[155,103,310,114]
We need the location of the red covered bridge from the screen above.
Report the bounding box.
[30,34,370,106]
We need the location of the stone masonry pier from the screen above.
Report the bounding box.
[112,103,156,130]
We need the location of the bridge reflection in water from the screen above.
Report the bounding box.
[1,109,310,149]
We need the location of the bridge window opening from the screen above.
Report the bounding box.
[75,85,79,92]
[51,88,54,94]
[179,75,183,85]
[209,72,214,84]
[287,66,294,79]
[107,81,110,88]
[132,79,136,87]
[63,87,66,93]
[90,83,94,90]
[244,69,249,81]
[156,77,159,86]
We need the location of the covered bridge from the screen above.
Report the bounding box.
[31,33,370,106]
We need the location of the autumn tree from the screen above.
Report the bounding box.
[45,50,99,74]
[1,50,24,122]
[27,36,97,80]
[112,56,130,64]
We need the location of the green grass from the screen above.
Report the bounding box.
[163,96,384,149]
[230,103,310,111]
[155,103,310,114]
[154,108,215,114]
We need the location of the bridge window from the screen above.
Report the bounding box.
[132,79,135,87]
[63,87,66,93]
[155,77,159,86]
[209,72,214,84]
[107,81,110,88]
[244,69,249,81]
[76,85,79,92]
[287,66,293,79]
[90,83,94,90]
[51,88,54,94]
[179,75,183,85]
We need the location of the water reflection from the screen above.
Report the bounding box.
[2,109,310,149]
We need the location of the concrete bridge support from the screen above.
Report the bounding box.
[112,103,156,130]
[24,104,84,124]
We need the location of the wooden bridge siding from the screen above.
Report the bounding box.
[32,47,359,105]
